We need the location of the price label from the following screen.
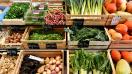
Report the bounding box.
[111,16,121,25]
[29,55,44,63]
[28,43,40,49]
[7,48,18,56]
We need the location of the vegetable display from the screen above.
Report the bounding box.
[110,50,132,74]
[20,55,63,74]
[108,20,132,40]
[5,3,29,19]
[5,32,23,43]
[45,9,65,25]
[25,3,47,25]
[37,56,63,74]
[29,29,63,40]
[104,0,132,14]
[69,49,112,74]
[70,26,108,41]
[0,55,18,74]
[65,0,104,15]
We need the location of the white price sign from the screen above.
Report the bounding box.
[111,16,121,25]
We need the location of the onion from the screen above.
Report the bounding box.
[52,59,56,64]
[45,57,50,64]
[49,60,53,64]
[51,70,57,74]
[46,69,51,74]
[45,64,50,70]
[58,71,62,74]
[50,65,56,71]
[58,64,63,69]
[56,60,61,65]
[55,67,60,72]
[43,71,47,74]
[55,56,61,61]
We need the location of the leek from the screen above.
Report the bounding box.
[65,0,104,15]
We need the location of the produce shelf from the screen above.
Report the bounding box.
[0,0,132,74]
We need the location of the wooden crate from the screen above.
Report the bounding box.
[106,27,132,49]
[2,2,31,25]
[103,5,132,25]
[108,49,132,74]
[0,29,8,48]
[67,50,114,74]
[66,14,110,26]
[68,27,111,50]
[1,27,29,49]
[15,50,64,74]
[22,27,66,49]
[0,51,22,74]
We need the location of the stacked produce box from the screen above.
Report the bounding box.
[0,0,132,74]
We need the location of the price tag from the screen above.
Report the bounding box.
[28,55,44,63]
[28,43,40,49]
[111,16,121,25]
[7,48,18,56]
[46,43,57,49]
[78,39,89,48]
[42,25,53,33]
[73,19,84,26]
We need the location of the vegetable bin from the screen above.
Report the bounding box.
[0,51,22,74]
[2,2,30,25]
[68,27,111,50]
[15,50,64,74]
[108,49,132,74]
[22,27,66,49]
[67,50,114,74]
[1,27,29,49]
[106,27,132,49]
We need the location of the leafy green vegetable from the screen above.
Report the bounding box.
[29,29,63,40]
[5,3,29,19]
[69,49,112,74]
[70,27,108,41]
